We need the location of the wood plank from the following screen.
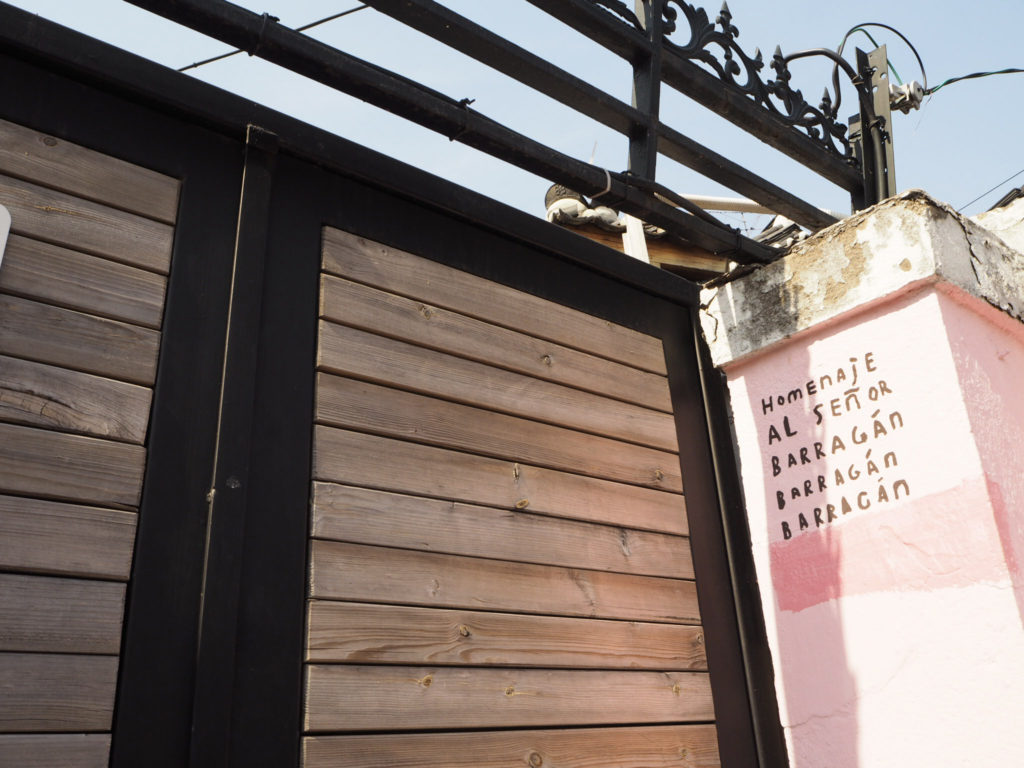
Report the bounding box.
[0,734,111,768]
[0,423,145,508]
[306,601,707,669]
[314,427,688,535]
[312,483,693,578]
[316,376,681,492]
[322,227,667,374]
[0,118,178,223]
[559,221,729,275]
[0,294,160,386]
[0,355,152,443]
[304,725,720,768]
[0,653,118,732]
[318,322,677,450]
[310,541,700,624]
[0,495,136,580]
[305,665,714,731]
[0,174,173,273]
[0,235,166,328]
[0,574,125,654]
[319,276,672,412]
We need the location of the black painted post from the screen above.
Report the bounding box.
[629,0,664,180]
[188,124,279,768]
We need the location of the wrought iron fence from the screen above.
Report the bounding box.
[125,0,892,264]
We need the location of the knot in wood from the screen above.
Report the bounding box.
[529,752,544,767]
[541,354,553,366]
[515,498,530,509]
[458,624,471,637]
[418,303,436,319]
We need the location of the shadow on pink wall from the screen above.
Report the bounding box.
[941,290,1024,631]
[751,424,860,764]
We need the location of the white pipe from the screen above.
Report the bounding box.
[657,193,844,221]
[676,194,773,214]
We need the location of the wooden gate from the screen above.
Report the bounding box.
[0,7,782,767]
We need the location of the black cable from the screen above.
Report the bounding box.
[958,166,1024,212]
[178,4,368,72]
[927,68,1024,94]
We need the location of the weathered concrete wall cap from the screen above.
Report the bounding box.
[701,189,1024,367]
[972,196,1024,256]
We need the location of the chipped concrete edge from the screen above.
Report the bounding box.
[700,189,1024,368]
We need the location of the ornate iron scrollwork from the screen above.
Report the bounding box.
[587,0,859,164]
[662,1,854,161]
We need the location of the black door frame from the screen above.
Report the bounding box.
[0,6,784,766]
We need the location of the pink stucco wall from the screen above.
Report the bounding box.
[724,284,1024,766]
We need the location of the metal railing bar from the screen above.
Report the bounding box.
[362,0,834,232]
[123,0,776,261]
[524,0,653,62]
[363,0,647,136]
[657,123,838,230]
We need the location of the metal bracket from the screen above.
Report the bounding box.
[849,46,896,207]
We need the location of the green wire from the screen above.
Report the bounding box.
[928,68,1024,94]
[844,27,904,84]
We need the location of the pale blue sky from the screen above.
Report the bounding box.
[8,0,1024,230]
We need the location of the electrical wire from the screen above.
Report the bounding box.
[830,22,927,116]
[958,166,1024,212]
[926,68,1024,94]
[843,28,902,84]
[178,4,369,72]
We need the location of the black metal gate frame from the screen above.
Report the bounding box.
[120,0,887,264]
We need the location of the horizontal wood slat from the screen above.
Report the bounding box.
[0,653,118,732]
[311,483,693,578]
[0,574,125,654]
[0,118,178,223]
[0,174,173,273]
[0,423,145,508]
[322,228,667,374]
[320,276,672,412]
[303,725,720,768]
[0,235,167,328]
[0,294,160,386]
[305,665,714,731]
[0,733,111,768]
[317,322,676,450]
[314,427,687,535]
[306,601,706,669]
[310,541,700,624]
[0,355,152,443]
[0,495,136,580]
[316,376,681,492]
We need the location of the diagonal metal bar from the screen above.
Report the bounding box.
[123,0,775,261]
[363,0,647,136]
[361,0,833,231]
[526,0,863,192]
[658,123,837,230]
[526,0,653,61]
